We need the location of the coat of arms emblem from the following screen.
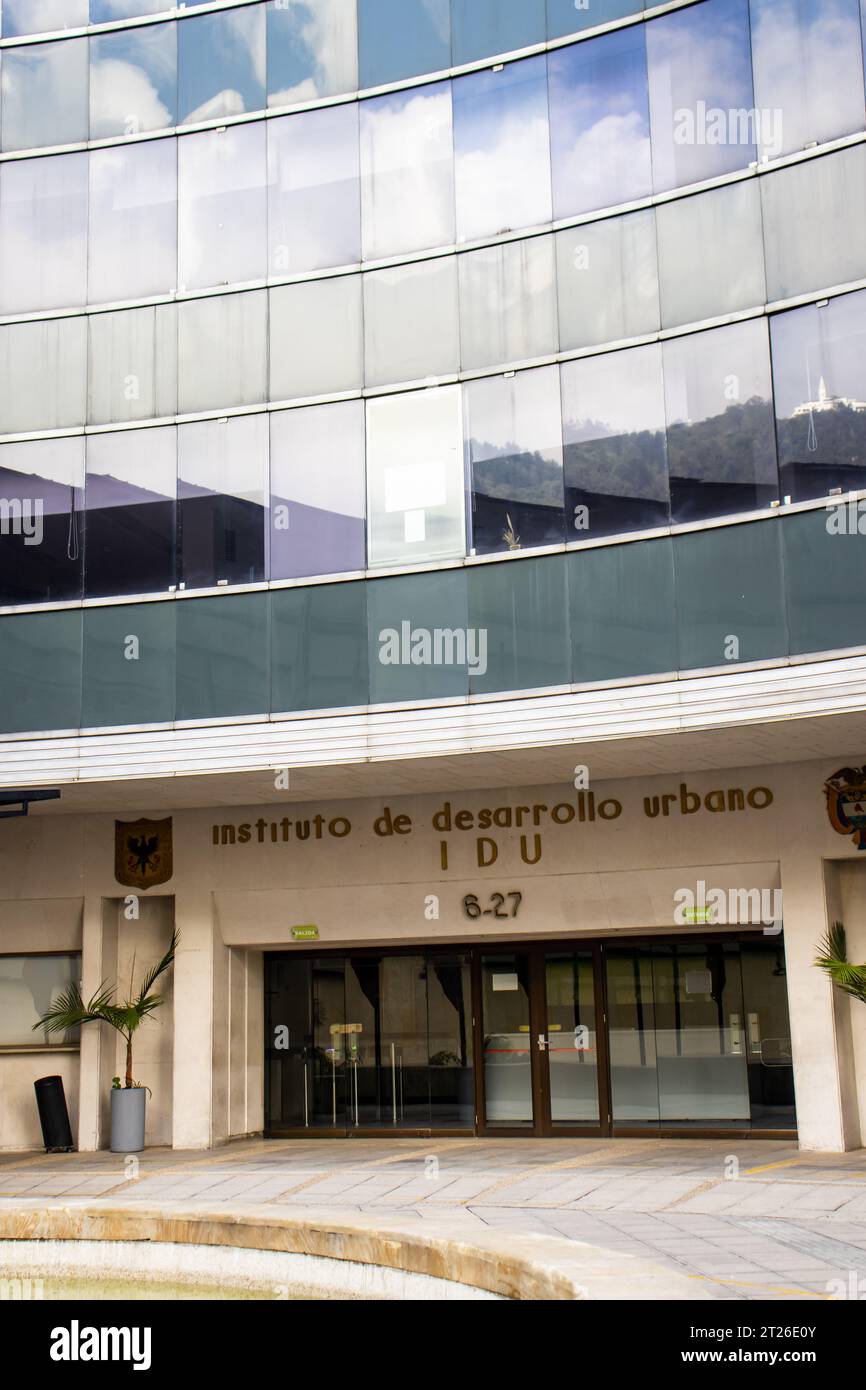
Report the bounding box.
[115,818,173,888]
[824,767,866,850]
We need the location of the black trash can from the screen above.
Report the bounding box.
[34,1075,74,1152]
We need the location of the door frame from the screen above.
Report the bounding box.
[474,942,612,1138]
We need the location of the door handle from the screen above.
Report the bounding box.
[537,1033,548,1052]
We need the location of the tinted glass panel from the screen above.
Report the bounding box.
[82,600,176,729]
[177,290,268,413]
[547,0,643,39]
[555,209,659,351]
[761,145,866,301]
[664,320,778,525]
[2,37,89,151]
[562,343,669,539]
[267,0,358,104]
[178,3,266,124]
[177,415,268,588]
[452,0,545,65]
[647,0,756,192]
[750,0,865,159]
[674,520,787,669]
[656,181,765,330]
[90,1,167,18]
[87,303,177,426]
[360,82,454,261]
[364,258,459,387]
[178,124,267,291]
[0,153,88,314]
[458,236,558,371]
[367,567,469,703]
[453,56,552,243]
[0,439,84,604]
[0,318,86,435]
[176,592,269,720]
[270,402,366,580]
[84,427,176,598]
[3,0,87,32]
[0,610,82,735]
[0,954,81,1047]
[268,105,361,275]
[549,26,651,219]
[90,21,177,139]
[468,553,570,695]
[569,538,677,682]
[465,366,565,556]
[366,386,464,567]
[772,291,866,500]
[88,139,177,304]
[271,581,369,712]
[783,506,866,653]
[269,275,364,401]
[357,0,451,88]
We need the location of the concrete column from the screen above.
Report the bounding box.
[779,847,860,1151]
[171,886,218,1150]
[76,897,117,1152]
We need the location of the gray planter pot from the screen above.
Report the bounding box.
[110,1087,146,1153]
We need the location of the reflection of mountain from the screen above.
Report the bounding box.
[470,446,565,553]
[777,400,866,497]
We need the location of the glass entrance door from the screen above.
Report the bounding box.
[479,947,606,1135]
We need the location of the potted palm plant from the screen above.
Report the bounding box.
[35,929,178,1153]
[815,921,866,1005]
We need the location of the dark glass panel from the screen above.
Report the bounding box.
[175,592,269,720]
[84,428,176,598]
[82,600,176,729]
[0,609,82,735]
[271,580,369,713]
[0,439,84,604]
[467,552,570,695]
[177,416,267,589]
[674,519,787,669]
[569,537,677,683]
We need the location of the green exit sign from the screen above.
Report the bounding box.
[291,925,319,941]
[684,908,713,924]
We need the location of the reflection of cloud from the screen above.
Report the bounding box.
[183,90,248,125]
[553,110,651,213]
[90,59,172,138]
[422,0,451,45]
[2,42,87,148]
[456,114,551,238]
[226,6,267,90]
[362,86,454,256]
[270,0,354,104]
[271,78,319,107]
[4,0,87,34]
[750,0,863,154]
[92,0,161,16]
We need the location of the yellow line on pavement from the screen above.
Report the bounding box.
[689,1273,831,1299]
[742,1158,802,1176]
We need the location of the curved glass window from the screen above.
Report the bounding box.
[771,289,866,500]
[269,275,364,401]
[647,0,756,192]
[267,0,358,105]
[0,438,84,605]
[178,124,267,291]
[547,0,644,39]
[364,257,459,387]
[84,426,176,598]
[360,81,454,261]
[90,1,167,19]
[268,104,361,275]
[2,0,87,36]
[0,318,87,436]
[655,180,765,330]
[465,365,565,556]
[270,401,366,580]
[2,37,89,152]
[761,143,866,302]
[750,0,865,159]
[548,24,651,220]
[178,3,266,125]
[357,0,451,89]
[458,237,558,371]
[177,414,268,589]
[87,304,178,426]
[453,56,551,243]
[366,385,464,567]
[0,153,88,314]
[555,208,659,351]
[90,21,177,140]
[177,290,268,414]
[452,0,545,66]
[88,139,177,305]
[562,343,669,540]
[663,319,778,524]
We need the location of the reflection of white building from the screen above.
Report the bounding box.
[792,376,866,415]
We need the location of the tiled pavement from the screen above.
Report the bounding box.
[2,1137,866,1299]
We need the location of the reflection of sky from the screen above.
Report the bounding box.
[177,417,268,504]
[771,291,866,417]
[451,0,545,66]
[89,140,177,303]
[270,402,365,518]
[562,345,665,442]
[268,0,358,105]
[663,321,771,426]
[178,6,266,124]
[178,125,267,291]
[750,0,865,157]
[647,0,756,191]
[91,1,166,18]
[0,154,88,314]
[465,368,562,466]
[0,439,84,517]
[358,0,450,89]
[90,24,177,138]
[85,428,176,507]
[2,39,89,151]
[2,0,87,35]
[453,55,551,240]
[269,105,360,272]
[549,27,652,218]
[361,83,454,258]
[548,0,643,41]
